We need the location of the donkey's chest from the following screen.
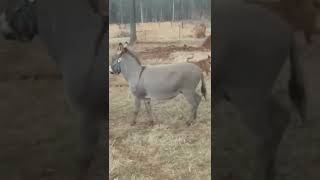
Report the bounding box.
[130,83,147,98]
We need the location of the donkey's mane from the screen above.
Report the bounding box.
[120,48,142,65]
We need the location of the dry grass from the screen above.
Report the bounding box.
[109,79,211,180]
[192,24,207,38]
[109,21,211,43]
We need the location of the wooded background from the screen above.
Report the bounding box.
[109,0,211,24]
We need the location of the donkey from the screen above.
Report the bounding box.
[109,43,207,126]
[0,0,106,179]
[213,1,306,180]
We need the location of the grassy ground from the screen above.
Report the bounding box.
[109,21,211,43]
[109,81,211,180]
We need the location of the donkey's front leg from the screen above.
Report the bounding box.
[144,98,154,126]
[131,97,141,126]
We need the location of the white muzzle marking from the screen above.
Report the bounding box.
[109,65,113,73]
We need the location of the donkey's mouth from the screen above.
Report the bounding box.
[109,65,115,74]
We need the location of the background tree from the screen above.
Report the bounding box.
[140,0,144,23]
[109,0,211,24]
[172,0,175,22]
[130,0,137,44]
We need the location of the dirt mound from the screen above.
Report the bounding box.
[192,23,206,38]
[140,45,207,60]
[202,35,211,49]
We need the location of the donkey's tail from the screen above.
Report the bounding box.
[200,73,207,101]
[289,37,307,126]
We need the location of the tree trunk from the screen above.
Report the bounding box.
[172,0,175,22]
[191,0,194,19]
[130,0,137,44]
[120,0,123,26]
[180,0,183,28]
[140,0,144,23]
[207,0,211,17]
[179,0,182,21]
[199,0,203,20]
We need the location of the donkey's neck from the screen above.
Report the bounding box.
[120,56,143,86]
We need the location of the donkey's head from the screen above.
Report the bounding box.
[0,0,37,42]
[109,42,128,74]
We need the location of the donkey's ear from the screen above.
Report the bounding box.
[124,41,129,48]
[118,43,124,51]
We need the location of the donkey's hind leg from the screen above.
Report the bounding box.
[131,97,141,126]
[144,98,154,126]
[183,91,202,126]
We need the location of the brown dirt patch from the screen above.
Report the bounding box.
[202,35,211,49]
[139,44,208,60]
[192,23,207,38]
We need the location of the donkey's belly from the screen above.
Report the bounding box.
[144,85,181,100]
[131,84,179,100]
[141,65,199,99]
[147,91,180,100]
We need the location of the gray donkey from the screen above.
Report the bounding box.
[109,43,207,126]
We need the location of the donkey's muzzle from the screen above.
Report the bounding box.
[109,64,121,74]
[109,65,114,74]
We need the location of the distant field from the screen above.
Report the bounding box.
[109,21,211,43]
